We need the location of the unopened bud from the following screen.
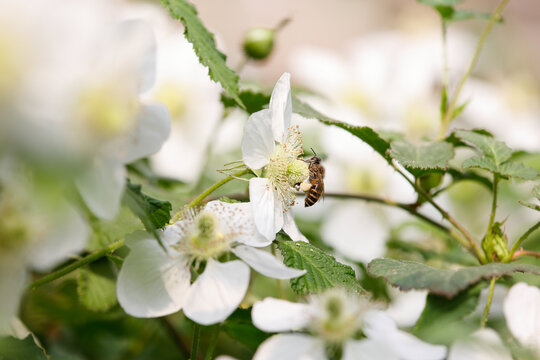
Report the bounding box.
[243,27,275,60]
[482,222,509,262]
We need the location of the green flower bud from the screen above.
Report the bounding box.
[419,173,443,193]
[482,222,509,262]
[243,27,275,60]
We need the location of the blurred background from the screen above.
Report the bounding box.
[3,0,540,359]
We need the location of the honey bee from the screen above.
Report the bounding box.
[303,155,325,207]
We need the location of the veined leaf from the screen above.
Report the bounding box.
[77,269,117,312]
[454,130,511,165]
[368,258,540,298]
[161,0,244,108]
[463,156,538,180]
[389,140,454,170]
[413,284,484,345]
[123,181,172,250]
[278,234,364,295]
[292,97,391,160]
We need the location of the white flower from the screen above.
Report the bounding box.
[251,289,446,360]
[117,200,305,325]
[242,73,310,242]
[503,282,540,354]
[0,0,170,220]
[447,328,512,360]
[0,161,88,333]
[123,2,223,183]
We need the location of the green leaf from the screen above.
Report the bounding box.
[292,97,391,160]
[123,181,172,230]
[277,235,365,295]
[77,269,117,312]
[519,184,540,211]
[499,162,538,180]
[463,156,538,180]
[367,258,540,298]
[221,90,271,115]
[161,0,244,108]
[0,336,48,360]
[388,141,454,170]
[413,283,484,345]
[454,130,511,165]
[123,181,172,250]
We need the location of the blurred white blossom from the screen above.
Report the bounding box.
[124,2,224,183]
[503,282,540,355]
[0,161,88,334]
[0,0,170,220]
[251,288,446,360]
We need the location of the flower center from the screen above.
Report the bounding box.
[154,82,188,121]
[75,83,138,141]
[182,210,231,261]
[308,289,369,345]
[264,126,308,210]
[0,192,34,252]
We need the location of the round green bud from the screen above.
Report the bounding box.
[419,173,443,193]
[243,27,275,60]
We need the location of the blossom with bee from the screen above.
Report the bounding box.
[116,200,305,325]
[241,73,309,242]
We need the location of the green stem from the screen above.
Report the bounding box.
[439,0,510,138]
[392,164,487,263]
[28,239,125,290]
[508,221,540,260]
[480,277,498,328]
[440,19,449,122]
[204,324,222,360]
[170,169,251,224]
[191,324,200,360]
[487,175,500,232]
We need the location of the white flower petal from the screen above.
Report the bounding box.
[253,334,326,360]
[249,178,277,241]
[242,109,275,170]
[121,104,171,164]
[117,234,190,318]
[273,190,284,234]
[183,259,250,325]
[343,339,398,360]
[363,311,447,360]
[232,245,306,279]
[283,211,308,242]
[448,328,512,360]
[503,282,540,353]
[76,156,126,220]
[204,201,271,247]
[269,73,292,142]
[385,288,427,328]
[0,264,27,336]
[28,203,89,272]
[252,297,311,332]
